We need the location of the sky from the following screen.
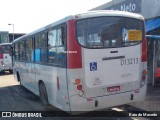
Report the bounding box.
[0,0,111,34]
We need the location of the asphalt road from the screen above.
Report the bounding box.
[0,72,154,120]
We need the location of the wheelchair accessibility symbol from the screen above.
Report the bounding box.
[90,62,97,71]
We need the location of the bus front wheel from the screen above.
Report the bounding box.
[39,82,49,106]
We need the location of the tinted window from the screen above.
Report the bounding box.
[19,41,25,60]
[47,26,65,67]
[77,17,144,48]
[26,38,33,61]
[48,30,56,47]
[14,43,19,60]
[35,33,47,62]
[0,45,11,53]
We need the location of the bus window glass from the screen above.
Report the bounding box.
[47,27,65,66]
[48,47,56,63]
[14,43,19,60]
[57,28,63,46]
[56,47,65,66]
[76,17,144,48]
[19,41,25,60]
[0,45,11,53]
[35,33,47,62]
[48,30,56,47]
[56,28,65,66]
[48,29,57,63]
[26,38,33,61]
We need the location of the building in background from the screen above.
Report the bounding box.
[92,0,160,85]
[0,31,25,43]
[92,0,160,35]
[0,31,9,43]
[8,33,25,43]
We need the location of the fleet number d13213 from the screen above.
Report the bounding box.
[121,58,139,66]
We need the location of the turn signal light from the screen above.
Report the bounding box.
[142,69,147,80]
[143,69,147,75]
[141,69,147,87]
[75,79,81,85]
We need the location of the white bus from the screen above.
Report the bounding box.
[12,10,147,114]
[0,43,12,73]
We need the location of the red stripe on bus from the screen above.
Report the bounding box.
[141,22,147,62]
[0,54,3,59]
[67,20,82,69]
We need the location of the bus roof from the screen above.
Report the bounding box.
[12,10,144,43]
[75,10,144,20]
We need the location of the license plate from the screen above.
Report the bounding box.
[107,86,120,92]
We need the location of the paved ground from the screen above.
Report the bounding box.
[0,73,158,120]
[0,73,46,111]
[130,84,160,112]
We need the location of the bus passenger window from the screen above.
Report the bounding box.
[77,16,143,48]
[35,33,47,63]
[26,38,33,61]
[19,41,25,60]
[57,28,63,46]
[35,49,40,62]
[14,43,19,60]
[48,30,56,47]
[48,29,57,63]
[47,27,65,67]
[56,28,65,66]
[48,47,56,63]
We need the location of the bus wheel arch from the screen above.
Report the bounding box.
[38,80,49,106]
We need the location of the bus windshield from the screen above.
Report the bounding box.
[76,16,144,48]
[0,45,11,54]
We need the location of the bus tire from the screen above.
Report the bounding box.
[39,82,49,106]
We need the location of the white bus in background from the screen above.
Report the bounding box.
[0,43,12,73]
[12,10,147,114]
